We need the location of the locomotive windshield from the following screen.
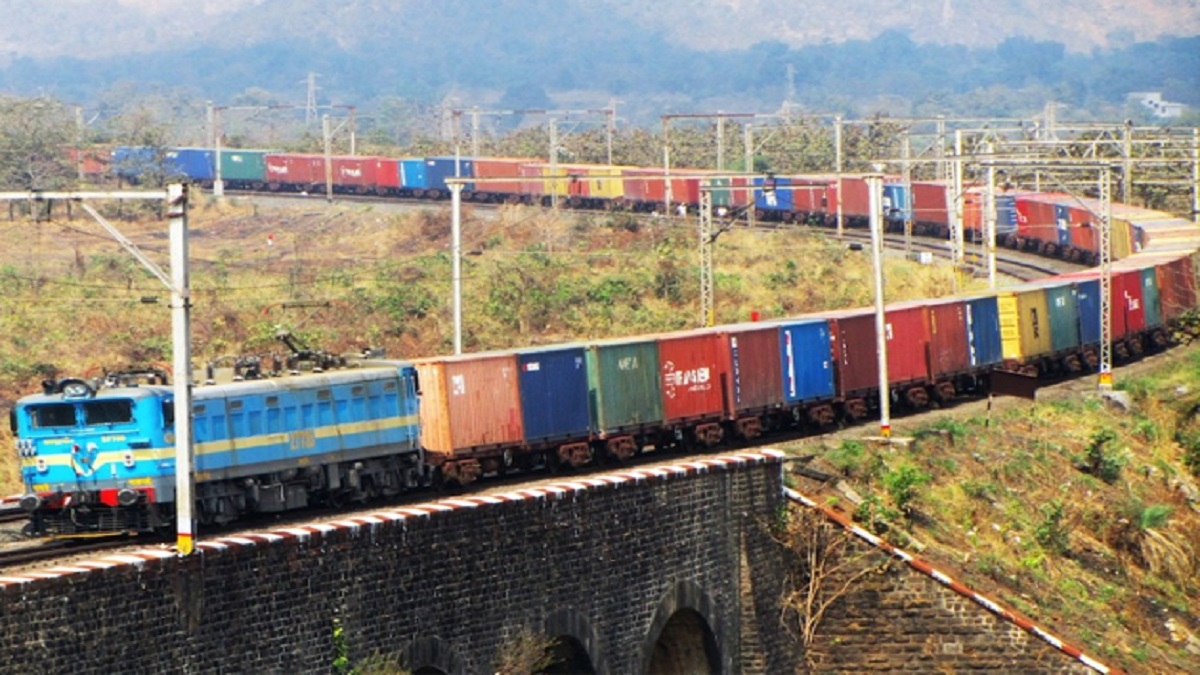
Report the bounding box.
[27,399,135,429]
[83,399,134,425]
[29,403,77,428]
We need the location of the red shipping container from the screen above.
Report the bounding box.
[265,153,325,189]
[1157,253,1198,320]
[473,158,532,199]
[839,175,871,221]
[792,176,833,214]
[413,351,524,458]
[911,181,952,229]
[828,305,930,396]
[712,322,784,415]
[623,168,666,205]
[1115,268,1146,335]
[891,297,970,377]
[330,156,398,193]
[654,330,727,423]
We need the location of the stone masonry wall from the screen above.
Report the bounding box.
[0,452,797,675]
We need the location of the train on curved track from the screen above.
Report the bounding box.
[8,146,1200,537]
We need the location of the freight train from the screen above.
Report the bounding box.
[9,145,1199,537]
[107,146,1200,267]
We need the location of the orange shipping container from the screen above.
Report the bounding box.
[413,352,524,458]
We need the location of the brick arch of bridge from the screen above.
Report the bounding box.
[641,579,729,674]
[543,607,608,673]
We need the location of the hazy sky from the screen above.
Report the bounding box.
[1,0,1197,59]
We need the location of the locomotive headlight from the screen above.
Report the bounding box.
[36,458,47,473]
[123,451,136,468]
[117,488,140,506]
[19,494,42,512]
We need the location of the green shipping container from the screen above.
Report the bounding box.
[1041,282,1080,353]
[586,337,662,433]
[218,149,269,184]
[1140,267,1162,328]
[709,176,732,208]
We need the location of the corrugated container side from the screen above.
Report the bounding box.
[517,346,591,443]
[829,310,877,396]
[167,148,214,181]
[473,158,530,197]
[886,305,932,383]
[219,149,268,183]
[413,353,523,456]
[839,176,872,220]
[1140,267,1163,328]
[1157,255,1196,321]
[926,299,971,376]
[657,332,727,423]
[965,296,1003,367]
[777,319,835,403]
[1042,283,1080,352]
[911,181,951,228]
[755,176,794,212]
[399,159,428,190]
[1052,204,1073,246]
[586,339,662,433]
[1073,278,1102,345]
[425,156,473,193]
[718,323,784,414]
[1116,269,1146,334]
[998,287,1053,361]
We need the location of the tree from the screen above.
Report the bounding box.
[0,95,76,190]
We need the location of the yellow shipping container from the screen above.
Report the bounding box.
[997,286,1053,361]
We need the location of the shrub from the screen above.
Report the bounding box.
[882,463,932,517]
[1034,499,1070,554]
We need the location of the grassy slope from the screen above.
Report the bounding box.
[784,348,1200,673]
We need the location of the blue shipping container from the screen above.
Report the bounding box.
[965,296,1003,367]
[1074,278,1102,345]
[754,176,794,212]
[776,319,835,403]
[883,183,911,226]
[517,345,591,443]
[423,156,474,195]
[167,148,215,181]
[996,194,1018,236]
[399,159,428,190]
[1053,204,1072,246]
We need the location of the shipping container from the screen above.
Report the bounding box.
[586,337,663,434]
[1039,280,1082,353]
[412,351,524,457]
[398,158,428,192]
[1072,277,1102,346]
[472,158,533,201]
[839,175,872,223]
[910,180,952,230]
[882,183,910,229]
[112,146,161,183]
[656,331,727,423]
[264,153,325,190]
[516,345,591,444]
[422,156,473,197]
[1140,266,1163,328]
[827,305,930,396]
[1115,268,1147,335]
[776,319,836,403]
[893,297,971,377]
[328,156,400,194]
[1157,253,1198,321]
[622,167,666,206]
[714,322,784,415]
[218,149,269,188]
[755,175,794,213]
[165,148,214,182]
[997,285,1053,361]
[965,295,1003,368]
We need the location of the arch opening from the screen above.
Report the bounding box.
[538,635,596,674]
[646,608,720,675]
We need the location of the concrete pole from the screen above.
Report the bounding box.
[322,114,333,203]
[984,142,997,288]
[549,120,559,209]
[835,116,844,237]
[866,174,890,438]
[452,182,463,355]
[167,183,196,555]
[716,113,725,172]
[212,105,225,198]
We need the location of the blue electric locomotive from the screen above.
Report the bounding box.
[11,363,423,537]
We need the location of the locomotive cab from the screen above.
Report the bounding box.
[14,377,175,537]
